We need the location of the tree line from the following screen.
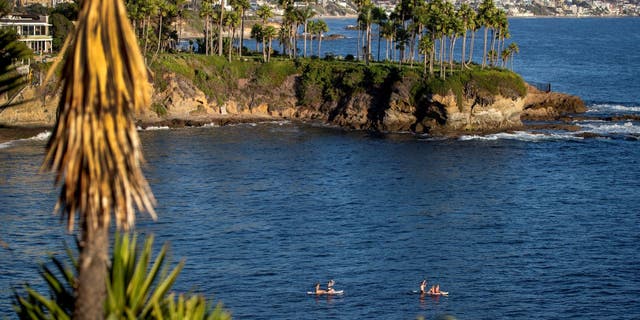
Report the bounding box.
[10,0,519,76]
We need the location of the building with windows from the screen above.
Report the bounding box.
[0,13,52,54]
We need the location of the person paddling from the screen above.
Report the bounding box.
[327,279,336,294]
[420,279,427,294]
[314,282,327,294]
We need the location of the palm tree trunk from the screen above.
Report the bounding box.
[449,35,456,75]
[303,22,308,57]
[318,33,322,57]
[482,27,488,68]
[153,14,163,61]
[74,223,109,320]
[461,30,467,69]
[228,27,233,62]
[218,0,224,56]
[239,10,245,57]
[467,30,475,65]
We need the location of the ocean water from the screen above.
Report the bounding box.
[2,18,640,319]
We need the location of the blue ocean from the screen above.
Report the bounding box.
[1,18,640,319]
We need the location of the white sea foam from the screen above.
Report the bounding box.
[459,131,582,142]
[587,103,640,114]
[138,126,170,131]
[579,121,640,134]
[29,131,51,141]
[0,131,51,149]
[202,122,220,128]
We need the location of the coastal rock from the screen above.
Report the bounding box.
[1,71,586,135]
[0,87,57,126]
[522,84,586,120]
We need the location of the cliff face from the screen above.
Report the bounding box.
[0,72,584,134]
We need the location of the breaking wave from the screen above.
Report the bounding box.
[459,131,582,142]
[0,131,51,149]
[587,103,640,114]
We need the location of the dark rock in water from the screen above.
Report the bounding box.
[574,132,604,139]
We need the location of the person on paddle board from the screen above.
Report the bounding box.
[420,280,427,294]
[314,282,327,294]
[327,280,336,294]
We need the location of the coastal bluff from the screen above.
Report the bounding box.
[0,59,584,135]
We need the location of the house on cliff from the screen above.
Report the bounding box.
[0,13,52,55]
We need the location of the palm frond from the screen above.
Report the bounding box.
[0,28,32,102]
[42,0,156,232]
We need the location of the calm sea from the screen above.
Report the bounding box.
[2,18,640,319]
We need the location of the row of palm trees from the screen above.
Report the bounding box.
[121,0,519,75]
[355,0,519,77]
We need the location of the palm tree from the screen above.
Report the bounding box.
[313,19,328,57]
[218,0,225,56]
[467,9,480,66]
[224,9,239,61]
[418,35,433,77]
[250,23,263,54]
[478,0,496,68]
[353,0,370,61]
[380,20,394,61]
[457,3,475,69]
[200,0,214,55]
[372,6,387,62]
[230,0,250,57]
[298,6,315,58]
[255,4,273,61]
[42,0,156,318]
[358,3,375,64]
[446,2,463,74]
[507,42,519,70]
[262,25,277,62]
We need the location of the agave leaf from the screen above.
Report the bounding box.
[41,266,63,295]
[127,234,154,310]
[134,240,168,309]
[24,287,71,320]
[109,232,127,311]
[51,255,76,290]
[141,259,184,316]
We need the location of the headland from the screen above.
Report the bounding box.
[0,54,586,140]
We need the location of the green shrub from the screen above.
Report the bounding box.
[152,103,167,116]
[13,233,230,320]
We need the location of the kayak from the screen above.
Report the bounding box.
[307,290,344,295]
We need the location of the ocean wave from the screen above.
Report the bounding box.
[137,126,170,131]
[0,131,51,149]
[587,103,640,114]
[202,122,220,128]
[459,131,582,142]
[579,121,640,134]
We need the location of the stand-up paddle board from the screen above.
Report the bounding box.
[412,290,449,296]
[307,290,344,295]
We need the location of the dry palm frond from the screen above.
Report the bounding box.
[43,0,156,232]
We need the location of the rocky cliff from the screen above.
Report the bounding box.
[0,70,585,135]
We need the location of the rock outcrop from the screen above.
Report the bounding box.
[522,84,586,120]
[0,72,585,135]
